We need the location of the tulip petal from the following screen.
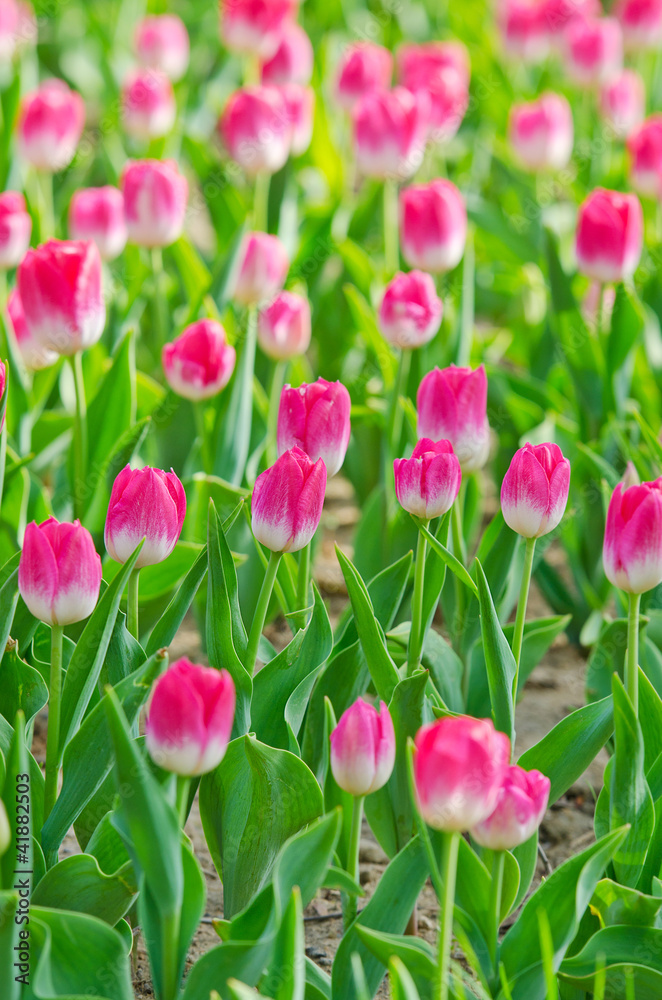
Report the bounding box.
[18,521,58,624]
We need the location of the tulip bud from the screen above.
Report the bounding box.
[627,116,662,199]
[603,478,662,593]
[277,378,351,477]
[17,79,85,172]
[600,70,645,140]
[233,231,289,307]
[562,16,623,87]
[615,0,662,50]
[400,179,467,274]
[498,0,550,64]
[7,288,58,370]
[575,187,643,283]
[0,191,31,270]
[422,66,470,145]
[330,699,396,796]
[378,270,443,349]
[121,159,188,248]
[281,83,314,156]
[262,22,314,84]
[394,438,462,520]
[335,42,393,111]
[105,465,186,569]
[353,87,427,182]
[121,68,176,140]
[501,442,570,538]
[220,0,297,59]
[508,92,574,172]
[0,0,36,66]
[471,765,550,850]
[257,291,311,360]
[396,40,470,89]
[17,239,105,356]
[417,365,490,473]
[19,517,102,625]
[134,14,190,81]
[162,319,236,401]
[145,658,235,776]
[252,447,326,553]
[543,0,600,40]
[621,460,640,489]
[414,716,511,832]
[68,186,127,262]
[219,86,291,176]
[0,800,9,857]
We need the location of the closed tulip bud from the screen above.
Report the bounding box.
[335,42,393,111]
[400,179,467,274]
[19,517,102,625]
[621,461,640,489]
[498,0,550,64]
[68,186,127,262]
[378,270,443,349]
[615,0,662,50]
[417,365,490,473]
[563,16,623,87]
[394,438,462,520]
[233,231,289,307]
[252,447,326,553]
[277,378,351,478]
[627,116,662,199]
[0,801,9,858]
[600,70,645,140]
[603,478,662,593]
[397,40,470,89]
[17,239,105,356]
[501,442,570,538]
[220,0,297,59]
[220,86,291,176]
[420,66,469,145]
[281,83,314,156]
[575,187,643,283]
[471,766,550,850]
[121,68,176,140]
[509,92,574,171]
[262,22,314,84]
[145,658,235,776]
[353,87,427,182]
[17,79,85,172]
[121,159,188,248]
[134,14,190,81]
[7,289,58,370]
[0,191,31,270]
[257,291,311,360]
[330,699,396,796]
[105,465,186,569]
[162,319,236,401]
[414,716,511,832]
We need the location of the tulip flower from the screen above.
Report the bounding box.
[162,319,236,401]
[134,14,190,81]
[544,0,600,39]
[471,765,550,850]
[562,16,623,87]
[396,44,470,144]
[575,187,643,285]
[7,289,58,371]
[615,0,662,50]
[501,442,571,540]
[281,83,314,156]
[498,0,550,63]
[400,179,467,274]
[219,86,291,177]
[121,159,188,248]
[105,465,186,570]
[352,87,427,182]
[16,79,85,173]
[396,40,470,89]
[68,186,127,262]
[0,0,36,66]
[417,365,490,473]
[627,116,662,199]
[0,191,31,270]
[257,291,311,360]
[220,0,296,59]
[599,70,645,141]
[277,378,351,478]
[233,231,289,307]
[378,271,443,350]
[261,22,314,84]
[508,92,574,172]
[335,42,393,111]
[121,68,176,140]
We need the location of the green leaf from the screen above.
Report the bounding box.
[343,284,396,390]
[0,558,19,675]
[145,544,207,656]
[214,312,257,485]
[389,957,423,1000]
[0,713,30,893]
[31,853,137,924]
[475,559,516,744]
[261,888,304,1000]
[559,926,662,998]
[590,878,662,928]
[419,523,478,597]
[182,939,275,1000]
[607,283,645,377]
[86,333,135,474]
[0,640,48,728]
[0,891,20,1000]
[357,927,435,999]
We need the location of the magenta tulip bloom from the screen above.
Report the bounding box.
[628,116,662,199]
[233,231,289,307]
[7,289,58,371]
[0,0,36,65]
[417,365,490,473]
[17,239,106,356]
[509,93,573,172]
[400,179,467,274]
[0,191,31,270]
[281,83,314,157]
[145,658,235,776]
[162,319,236,401]
[68,186,127,262]
[105,465,186,568]
[562,16,623,87]
[396,40,470,89]
[353,87,428,181]
[498,0,550,64]
[575,188,643,284]
[335,42,393,111]
[471,765,550,850]
[501,443,570,539]
[394,438,462,520]
[19,518,102,625]
[134,14,190,81]
[262,23,313,85]
[257,291,311,360]
[544,0,600,39]
[600,71,645,140]
[603,478,662,593]
[277,378,351,478]
[121,159,188,248]
[17,79,85,172]
[252,447,326,553]
[330,698,396,796]
[220,0,296,59]
[397,43,469,144]
[414,715,511,832]
[121,68,176,140]
[378,270,443,350]
[615,0,662,50]
[219,86,291,176]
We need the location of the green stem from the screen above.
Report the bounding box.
[127,567,140,640]
[452,492,468,673]
[386,348,411,462]
[161,910,181,1000]
[151,247,168,348]
[344,794,364,930]
[69,352,87,520]
[194,402,210,473]
[253,172,270,232]
[512,536,537,702]
[176,775,191,828]
[383,178,399,276]
[266,359,288,466]
[408,526,428,676]
[626,591,641,712]
[43,624,64,822]
[488,851,506,976]
[245,550,282,675]
[297,539,311,618]
[436,831,460,1000]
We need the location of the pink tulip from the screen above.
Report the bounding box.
[396,40,470,89]
[501,442,570,538]
[220,0,297,59]
[145,658,235,776]
[252,446,326,553]
[498,0,550,63]
[335,42,393,111]
[471,765,550,850]
[162,319,236,401]
[261,22,313,84]
[378,270,443,349]
[7,289,58,370]
[575,187,643,283]
[134,14,190,81]
[628,116,662,199]
[562,16,623,87]
[233,231,289,307]
[543,0,601,39]
[0,0,36,65]
[121,159,188,248]
[219,86,291,176]
[422,66,470,145]
[121,68,176,140]
[68,186,127,262]
[257,291,311,360]
[400,179,467,274]
[0,191,31,269]
[417,365,490,472]
[280,83,314,156]
[600,70,645,140]
[104,465,186,569]
[18,518,102,625]
[508,92,574,171]
[17,239,105,356]
[394,438,462,520]
[353,87,428,181]
[582,279,616,331]
[277,378,351,477]
[414,716,511,832]
[330,698,396,796]
[17,79,85,172]
[603,479,662,593]
[615,0,662,50]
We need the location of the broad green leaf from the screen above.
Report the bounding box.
[357,927,435,1000]
[182,939,274,1000]
[86,333,135,474]
[389,957,424,1000]
[0,713,30,893]
[590,878,662,928]
[260,888,304,1000]
[0,557,19,675]
[420,523,479,597]
[0,891,19,1000]
[475,559,515,744]
[214,312,257,485]
[0,640,48,728]
[145,544,207,656]
[343,284,396,390]
[559,926,662,998]
[31,853,137,924]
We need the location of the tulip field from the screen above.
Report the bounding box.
[4,0,662,996]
